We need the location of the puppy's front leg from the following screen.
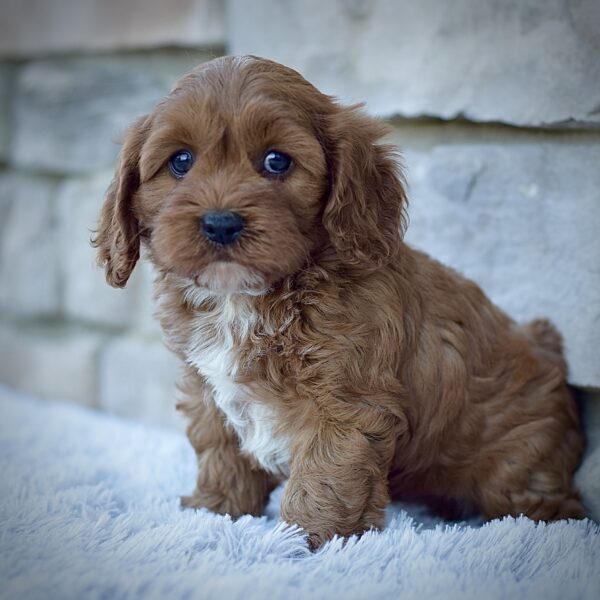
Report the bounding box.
[177,368,275,517]
[280,422,393,549]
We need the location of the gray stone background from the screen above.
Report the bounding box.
[0,0,599,513]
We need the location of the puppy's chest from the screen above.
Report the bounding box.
[186,296,290,475]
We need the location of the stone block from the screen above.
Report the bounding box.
[0,173,60,318]
[0,0,225,57]
[400,141,600,388]
[0,323,103,407]
[98,336,184,430]
[0,63,14,163]
[229,0,600,128]
[136,259,164,338]
[56,171,141,328]
[12,51,213,175]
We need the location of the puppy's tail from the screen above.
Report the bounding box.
[525,318,563,354]
[523,318,567,372]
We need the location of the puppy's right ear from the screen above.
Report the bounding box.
[92,115,150,288]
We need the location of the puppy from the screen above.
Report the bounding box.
[93,56,585,548]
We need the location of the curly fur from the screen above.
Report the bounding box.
[93,55,585,548]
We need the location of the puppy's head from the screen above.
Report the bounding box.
[93,56,407,294]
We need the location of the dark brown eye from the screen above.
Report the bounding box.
[262,150,292,176]
[168,149,194,179]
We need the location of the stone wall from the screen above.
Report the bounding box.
[0,50,219,429]
[1,0,599,436]
[230,0,600,389]
[0,2,226,427]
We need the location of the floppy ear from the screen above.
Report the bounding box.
[322,106,408,269]
[92,116,150,288]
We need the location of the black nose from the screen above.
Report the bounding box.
[200,211,245,245]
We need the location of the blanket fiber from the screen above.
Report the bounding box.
[0,384,598,600]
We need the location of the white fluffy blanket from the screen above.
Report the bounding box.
[1,384,598,600]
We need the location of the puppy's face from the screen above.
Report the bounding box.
[94,57,407,294]
[139,61,330,294]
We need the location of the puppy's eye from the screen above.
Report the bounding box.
[262,150,292,176]
[168,149,194,179]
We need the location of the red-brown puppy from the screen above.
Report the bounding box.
[94,55,585,548]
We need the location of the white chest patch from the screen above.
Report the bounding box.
[186,291,290,475]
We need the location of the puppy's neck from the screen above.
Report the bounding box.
[192,262,270,296]
[174,279,259,311]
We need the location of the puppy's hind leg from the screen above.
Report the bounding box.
[472,398,585,521]
[476,465,585,522]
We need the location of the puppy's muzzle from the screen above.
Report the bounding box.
[200,211,245,245]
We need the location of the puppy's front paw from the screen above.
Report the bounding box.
[280,510,343,551]
[281,473,386,550]
[280,486,347,550]
[304,530,334,551]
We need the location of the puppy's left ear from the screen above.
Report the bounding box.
[322,106,408,269]
[92,115,150,288]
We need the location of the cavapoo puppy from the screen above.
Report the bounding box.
[94,55,585,547]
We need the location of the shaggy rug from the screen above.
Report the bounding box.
[0,384,598,600]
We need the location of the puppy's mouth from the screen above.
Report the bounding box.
[193,261,268,295]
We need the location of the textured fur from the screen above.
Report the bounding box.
[4,386,600,599]
[93,55,585,548]
[181,286,290,475]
